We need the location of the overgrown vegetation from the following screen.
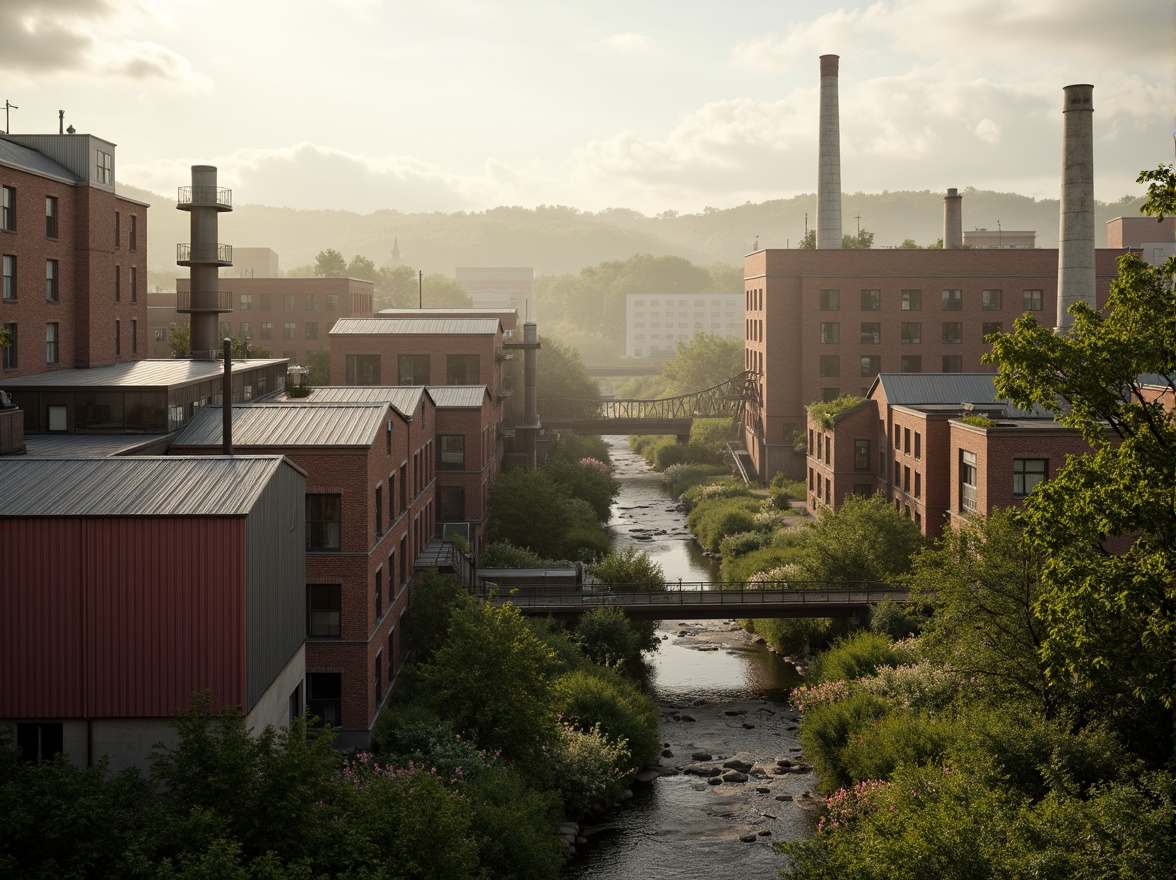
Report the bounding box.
[807,394,866,429]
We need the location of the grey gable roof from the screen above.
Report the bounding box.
[0,138,82,183]
[306,385,429,418]
[0,456,290,517]
[172,403,389,448]
[874,373,1005,405]
[425,385,489,408]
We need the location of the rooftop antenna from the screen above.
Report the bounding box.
[997,220,1002,248]
[855,213,862,236]
[58,110,64,134]
[3,100,17,134]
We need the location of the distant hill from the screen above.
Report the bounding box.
[118,183,1146,279]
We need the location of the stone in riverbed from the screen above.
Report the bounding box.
[742,722,755,729]
[775,794,793,801]
[707,777,722,786]
[661,749,673,758]
[739,833,758,843]
[723,759,753,771]
[758,830,772,837]
[756,786,771,793]
[721,771,749,783]
[723,709,747,716]
[691,750,713,761]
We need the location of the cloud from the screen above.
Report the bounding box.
[591,33,656,54]
[0,0,205,86]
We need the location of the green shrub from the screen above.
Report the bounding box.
[869,597,925,640]
[573,607,641,669]
[480,540,551,569]
[549,720,631,816]
[687,496,761,553]
[718,530,773,558]
[809,630,911,685]
[651,439,689,470]
[663,463,729,497]
[840,711,960,783]
[798,690,892,791]
[553,668,659,768]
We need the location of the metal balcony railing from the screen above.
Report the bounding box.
[176,186,233,210]
[177,243,233,265]
[176,289,233,313]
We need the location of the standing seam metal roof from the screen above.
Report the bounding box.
[425,386,490,407]
[0,138,82,183]
[171,403,390,448]
[306,386,428,417]
[0,456,290,516]
[329,318,501,335]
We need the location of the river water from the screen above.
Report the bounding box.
[563,438,815,880]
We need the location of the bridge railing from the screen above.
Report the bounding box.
[538,370,759,423]
[484,582,910,609]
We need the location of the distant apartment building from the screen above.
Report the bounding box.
[173,276,374,365]
[1106,216,1176,267]
[455,267,535,322]
[805,373,1095,538]
[626,293,743,358]
[1,132,149,380]
[170,395,436,749]
[230,247,281,278]
[0,455,307,770]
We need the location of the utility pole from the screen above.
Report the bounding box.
[418,270,423,309]
[3,100,18,134]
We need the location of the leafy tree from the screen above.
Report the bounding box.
[897,238,921,249]
[798,229,816,249]
[313,248,347,277]
[795,494,925,584]
[346,253,377,280]
[909,510,1057,715]
[588,547,666,654]
[841,228,874,249]
[537,337,600,419]
[985,163,1176,714]
[486,467,571,559]
[374,264,420,310]
[167,325,271,359]
[305,348,330,385]
[660,332,745,396]
[572,606,641,668]
[544,450,617,523]
[404,569,472,663]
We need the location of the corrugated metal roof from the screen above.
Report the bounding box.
[0,456,287,517]
[22,434,171,458]
[1,358,288,389]
[426,385,489,408]
[306,385,426,418]
[329,318,500,336]
[0,138,82,183]
[875,373,1042,418]
[172,403,387,448]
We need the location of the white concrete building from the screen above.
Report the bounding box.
[626,293,743,358]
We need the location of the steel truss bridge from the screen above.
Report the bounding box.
[486,582,910,622]
[539,371,759,436]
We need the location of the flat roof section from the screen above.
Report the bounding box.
[1,359,289,390]
[330,318,501,336]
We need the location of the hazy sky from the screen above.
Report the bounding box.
[2,0,1172,215]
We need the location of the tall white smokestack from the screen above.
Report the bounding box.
[817,54,842,250]
[943,188,963,249]
[1057,84,1095,333]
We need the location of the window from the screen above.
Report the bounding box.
[398,354,429,384]
[327,294,340,310]
[129,267,137,303]
[901,289,921,311]
[45,322,59,364]
[941,289,962,310]
[914,472,921,499]
[904,428,910,454]
[306,673,341,726]
[114,319,120,356]
[1,186,14,231]
[942,322,963,344]
[900,322,921,344]
[114,211,120,247]
[2,255,16,301]
[982,321,1003,341]
[1023,289,1043,311]
[375,652,383,700]
[259,293,272,311]
[387,630,396,682]
[260,322,273,340]
[283,322,296,339]
[446,354,479,384]
[2,323,16,369]
[854,439,870,471]
[860,289,881,310]
[961,450,978,513]
[45,260,58,301]
[96,150,113,184]
[820,322,840,344]
[438,485,466,521]
[16,723,63,762]
[860,322,881,344]
[306,493,342,550]
[1013,459,1047,497]
[860,354,880,376]
[238,322,251,338]
[375,484,383,535]
[283,293,296,312]
[819,355,840,377]
[45,196,58,238]
[306,293,317,311]
[819,289,840,310]
[307,584,341,637]
[982,289,1002,310]
[239,293,252,310]
[900,355,922,373]
[129,215,137,251]
[346,354,381,385]
[903,466,911,492]
[305,322,318,340]
[114,266,120,302]
[942,354,963,372]
[914,433,921,459]
[439,434,465,469]
[894,425,900,448]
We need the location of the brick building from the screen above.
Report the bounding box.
[309,384,499,554]
[806,373,1095,538]
[1,133,149,380]
[172,276,374,365]
[743,247,1125,480]
[170,395,436,749]
[1106,216,1176,267]
[0,455,307,770]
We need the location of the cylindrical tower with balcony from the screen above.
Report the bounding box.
[177,165,233,359]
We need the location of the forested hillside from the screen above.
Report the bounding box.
[121,183,1146,283]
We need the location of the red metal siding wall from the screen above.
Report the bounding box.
[0,516,246,719]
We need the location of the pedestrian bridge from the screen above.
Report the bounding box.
[539,371,758,436]
[485,583,910,622]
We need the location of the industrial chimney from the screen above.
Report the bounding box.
[1056,84,1095,333]
[943,188,963,249]
[177,166,233,359]
[817,54,843,250]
